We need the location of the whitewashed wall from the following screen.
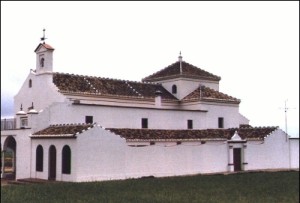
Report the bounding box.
[41,101,243,130]
[31,138,77,182]
[1,129,32,180]
[74,127,230,182]
[245,129,290,170]
[7,126,295,183]
[201,102,241,129]
[14,72,65,117]
[46,102,207,129]
[290,138,299,169]
[161,78,219,100]
[76,127,127,182]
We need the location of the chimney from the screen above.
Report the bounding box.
[199,85,205,100]
[155,90,162,107]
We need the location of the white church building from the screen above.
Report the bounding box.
[1,40,299,182]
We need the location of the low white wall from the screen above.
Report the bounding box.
[76,127,229,182]
[31,139,77,182]
[76,127,127,182]
[290,138,299,169]
[245,129,290,171]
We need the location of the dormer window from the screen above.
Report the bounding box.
[40,58,45,67]
[172,85,177,94]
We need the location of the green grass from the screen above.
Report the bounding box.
[1,171,299,203]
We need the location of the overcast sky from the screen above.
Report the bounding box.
[1,1,299,137]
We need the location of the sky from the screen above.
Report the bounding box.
[1,1,299,137]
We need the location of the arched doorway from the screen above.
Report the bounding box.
[2,136,17,179]
[48,145,56,180]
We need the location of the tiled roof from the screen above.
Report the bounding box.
[108,127,278,141]
[31,124,278,140]
[34,43,54,52]
[142,61,221,82]
[31,123,94,138]
[182,86,240,103]
[53,73,177,100]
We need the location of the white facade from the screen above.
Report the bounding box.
[1,41,298,182]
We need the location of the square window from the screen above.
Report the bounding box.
[85,116,93,124]
[187,120,193,129]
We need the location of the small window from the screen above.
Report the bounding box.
[142,118,148,129]
[29,79,32,88]
[36,145,43,172]
[218,117,224,128]
[21,117,28,128]
[172,85,177,94]
[40,58,45,67]
[85,116,93,124]
[187,120,193,129]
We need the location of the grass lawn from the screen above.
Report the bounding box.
[1,171,299,203]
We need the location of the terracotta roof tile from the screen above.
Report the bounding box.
[34,43,54,52]
[108,127,278,141]
[142,61,221,82]
[31,123,94,138]
[182,86,240,103]
[53,73,177,100]
[31,124,278,140]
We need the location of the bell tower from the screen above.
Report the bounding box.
[34,29,54,74]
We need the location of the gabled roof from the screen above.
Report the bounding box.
[182,86,240,104]
[31,123,94,138]
[53,72,178,100]
[34,43,55,52]
[142,61,221,82]
[108,126,278,141]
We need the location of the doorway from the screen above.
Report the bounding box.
[2,136,17,179]
[233,148,242,171]
[48,145,56,180]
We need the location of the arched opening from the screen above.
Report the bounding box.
[2,136,17,180]
[29,79,32,88]
[48,145,56,180]
[40,58,45,67]
[62,145,71,174]
[172,85,177,94]
[36,145,43,172]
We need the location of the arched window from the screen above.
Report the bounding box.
[40,58,45,67]
[62,145,71,174]
[172,85,177,94]
[36,145,43,172]
[29,79,32,88]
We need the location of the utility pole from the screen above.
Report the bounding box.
[279,100,295,141]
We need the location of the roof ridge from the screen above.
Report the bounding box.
[142,60,221,82]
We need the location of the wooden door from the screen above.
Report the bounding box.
[233,148,242,171]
